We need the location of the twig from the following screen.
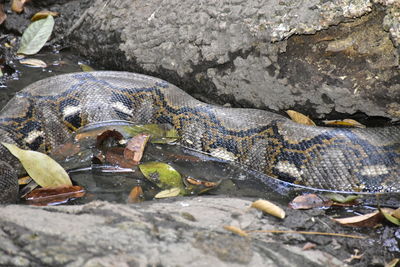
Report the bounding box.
[248,229,366,239]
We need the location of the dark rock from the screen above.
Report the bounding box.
[56,0,400,121]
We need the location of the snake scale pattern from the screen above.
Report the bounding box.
[0,71,399,203]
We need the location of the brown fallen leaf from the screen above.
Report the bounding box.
[124,133,150,165]
[286,110,316,126]
[332,210,385,227]
[251,199,285,219]
[31,11,59,22]
[24,185,85,206]
[11,0,29,13]
[223,225,248,237]
[105,147,136,168]
[289,194,332,209]
[0,4,6,25]
[127,186,144,203]
[323,119,365,128]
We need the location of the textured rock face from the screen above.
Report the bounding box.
[65,0,400,121]
[0,197,345,266]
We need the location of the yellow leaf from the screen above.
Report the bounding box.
[154,187,181,198]
[2,143,72,188]
[31,11,59,22]
[286,110,316,126]
[380,208,400,226]
[251,199,285,219]
[323,119,365,128]
[78,63,95,72]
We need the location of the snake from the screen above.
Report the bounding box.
[0,71,399,203]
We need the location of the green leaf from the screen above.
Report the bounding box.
[380,208,400,226]
[2,143,72,188]
[324,193,360,203]
[155,187,181,198]
[17,15,54,55]
[139,162,184,191]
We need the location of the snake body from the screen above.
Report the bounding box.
[0,71,399,203]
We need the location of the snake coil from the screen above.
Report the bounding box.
[0,71,399,203]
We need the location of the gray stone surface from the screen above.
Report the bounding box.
[63,0,400,121]
[0,197,346,266]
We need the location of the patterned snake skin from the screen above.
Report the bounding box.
[0,71,399,203]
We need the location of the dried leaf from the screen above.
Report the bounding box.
[323,119,365,128]
[11,0,28,13]
[139,162,184,192]
[127,186,144,203]
[124,133,150,165]
[31,11,59,22]
[332,210,384,227]
[251,199,285,219]
[223,225,248,237]
[24,185,85,206]
[289,194,332,209]
[19,58,47,68]
[0,4,7,25]
[286,110,316,126]
[105,147,136,168]
[154,187,181,198]
[17,15,54,55]
[2,143,72,188]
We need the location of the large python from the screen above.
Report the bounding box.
[0,71,399,203]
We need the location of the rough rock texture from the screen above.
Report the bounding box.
[0,197,376,266]
[61,0,400,121]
